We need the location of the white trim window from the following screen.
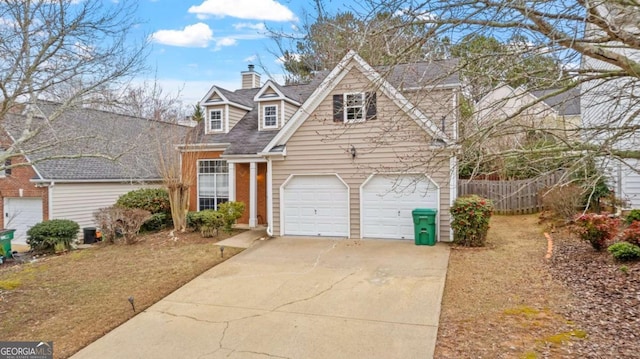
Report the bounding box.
[333,92,377,123]
[209,109,223,132]
[344,93,364,122]
[198,160,229,210]
[263,105,278,128]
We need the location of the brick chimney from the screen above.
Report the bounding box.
[241,64,261,89]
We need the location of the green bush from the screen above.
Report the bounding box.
[116,188,172,232]
[141,213,172,232]
[116,188,170,214]
[218,201,245,233]
[451,195,494,247]
[572,213,620,251]
[608,242,640,261]
[27,219,80,253]
[625,209,640,225]
[187,210,224,237]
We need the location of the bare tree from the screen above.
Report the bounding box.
[0,0,148,169]
[273,1,640,202]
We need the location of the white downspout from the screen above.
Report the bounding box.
[48,181,55,220]
[266,157,273,236]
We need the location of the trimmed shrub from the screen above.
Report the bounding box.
[621,221,640,246]
[608,241,640,261]
[572,213,620,251]
[116,188,171,214]
[541,185,584,222]
[187,210,224,237]
[218,201,245,233]
[94,206,151,244]
[27,219,80,253]
[116,188,172,232]
[451,195,494,247]
[141,213,172,232]
[625,209,640,225]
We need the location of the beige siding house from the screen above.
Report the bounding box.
[189,51,460,242]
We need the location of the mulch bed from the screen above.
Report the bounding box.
[548,232,640,358]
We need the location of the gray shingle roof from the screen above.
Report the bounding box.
[531,87,581,116]
[3,101,189,181]
[197,59,460,154]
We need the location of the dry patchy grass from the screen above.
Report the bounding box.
[0,230,244,358]
[436,215,583,359]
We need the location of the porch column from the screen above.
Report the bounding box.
[249,162,257,227]
[228,162,236,202]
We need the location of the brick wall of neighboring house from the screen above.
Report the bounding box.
[0,154,48,229]
[235,162,267,225]
[182,150,223,212]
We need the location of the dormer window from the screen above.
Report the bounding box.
[209,109,223,132]
[333,92,377,123]
[263,105,278,129]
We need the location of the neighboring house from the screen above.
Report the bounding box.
[580,5,640,209]
[1,102,187,243]
[185,51,461,241]
[472,84,581,152]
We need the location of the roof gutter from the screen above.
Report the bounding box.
[176,143,231,151]
[30,178,164,184]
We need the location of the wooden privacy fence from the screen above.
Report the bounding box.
[457,172,564,214]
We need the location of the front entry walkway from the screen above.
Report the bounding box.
[72,237,450,359]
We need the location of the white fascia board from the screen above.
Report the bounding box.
[254,80,302,106]
[200,86,253,111]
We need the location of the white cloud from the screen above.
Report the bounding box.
[151,22,213,48]
[275,52,300,64]
[233,22,266,31]
[214,37,237,51]
[188,0,297,21]
[394,9,436,21]
[244,55,257,62]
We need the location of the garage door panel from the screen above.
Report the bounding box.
[283,175,349,237]
[4,197,44,244]
[362,175,438,240]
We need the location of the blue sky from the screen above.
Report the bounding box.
[133,0,340,105]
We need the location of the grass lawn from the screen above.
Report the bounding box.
[436,214,581,359]
[0,230,244,359]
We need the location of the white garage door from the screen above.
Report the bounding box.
[361,175,438,239]
[4,197,43,244]
[282,175,349,237]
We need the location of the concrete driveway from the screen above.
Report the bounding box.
[72,237,450,359]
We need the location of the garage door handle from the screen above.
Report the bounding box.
[398,211,400,216]
[314,209,317,215]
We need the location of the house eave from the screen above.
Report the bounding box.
[177,143,230,152]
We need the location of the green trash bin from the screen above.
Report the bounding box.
[0,229,16,259]
[411,209,437,246]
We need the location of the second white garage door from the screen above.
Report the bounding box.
[361,174,438,239]
[282,175,349,237]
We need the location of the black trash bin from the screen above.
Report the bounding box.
[83,227,97,244]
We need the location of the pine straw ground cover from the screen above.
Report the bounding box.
[436,214,640,358]
[0,230,244,358]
